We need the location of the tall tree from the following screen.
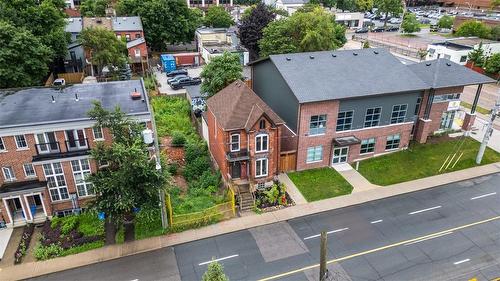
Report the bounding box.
[309,0,337,8]
[80,0,110,17]
[201,52,243,96]
[484,53,500,75]
[116,0,202,50]
[355,0,374,11]
[0,21,52,88]
[401,13,421,33]
[259,6,346,57]
[202,261,229,281]
[87,102,167,244]
[437,15,453,29]
[467,42,487,67]
[374,0,403,27]
[204,6,234,28]
[79,27,128,76]
[239,3,275,61]
[455,20,491,39]
[337,0,357,11]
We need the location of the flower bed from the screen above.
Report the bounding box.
[254,182,295,213]
[14,224,35,264]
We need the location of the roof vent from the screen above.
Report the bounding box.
[446,62,451,66]
[373,51,379,54]
[309,55,314,59]
[130,88,141,100]
[285,57,291,61]
[353,52,358,56]
[332,54,337,57]
[426,62,432,66]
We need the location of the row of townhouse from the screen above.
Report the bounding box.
[206,48,494,194]
[64,16,147,73]
[0,80,151,228]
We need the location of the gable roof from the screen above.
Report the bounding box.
[251,48,429,103]
[126,37,146,49]
[207,80,284,131]
[407,58,495,89]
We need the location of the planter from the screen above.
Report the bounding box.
[254,183,295,213]
[14,224,35,264]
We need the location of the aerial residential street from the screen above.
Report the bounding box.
[31,173,500,281]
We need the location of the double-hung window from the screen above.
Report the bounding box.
[414,97,422,115]
[386,134,401,150]
[43,163,69,201]
[255,158,268,177]
[306,146,323,163]
[391,104,408,124]
[309,115,327,135]
[15,135,28,149]
[93,126,104,140]
[2,167,15,181]
[230,134,240,152]
[0,137,5,151]
[360,138,376,154]
[336,111,353,131]
[71,159,94,197]
[255,134,268,153]
[23,163,36,178]
[364,107,381,128]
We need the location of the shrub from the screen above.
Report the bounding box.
[183,156,211,181]
[263,184,280,204]
[188,170,221,191]
[167,162,179,175]
[456,21,491,39]
[202,260,229,281]
[77,211,104,237]
[34,243,63,261]
[484,53,500,75]
[185,140,209,163]
[438,15,453,29]
[171,131,186,147]
[60,215,79,235]
[151,97,196,138]
[14,224,35,264]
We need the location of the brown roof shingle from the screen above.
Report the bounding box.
[207,80,284,131]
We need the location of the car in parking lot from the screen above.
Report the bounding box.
[371,26,385,32]
[419,18,431,24]
[167,74,188,85]
[355,27,369,33]
[166,69,188,77]
[385,26,399,32]
[170,77,202,90]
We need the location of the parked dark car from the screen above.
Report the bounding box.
[385,26,399,32]
[429,24,439,32]
[170,77,202,90]
[166,69,188,77]
[371,26,385,32]
[167,74,188,85]
[355,27,369,33]
[419,18,431,24]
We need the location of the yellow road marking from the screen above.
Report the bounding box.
[258,215,500,281]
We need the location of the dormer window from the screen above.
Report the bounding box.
[230,133,240,152]
[259,119,266,129]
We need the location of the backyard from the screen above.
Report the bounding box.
[288,167,353,202]
[358,137,500,186]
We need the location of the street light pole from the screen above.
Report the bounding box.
[476,88,500,164]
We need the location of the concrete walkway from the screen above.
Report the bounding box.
[2,163,500,280]
[470,116,500,153]
[332,164,380,193]
[278,173,307,205]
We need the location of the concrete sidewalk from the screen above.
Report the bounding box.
[333,163,380,193]
[2,163,500,280]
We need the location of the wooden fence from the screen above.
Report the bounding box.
[58,72,84,84]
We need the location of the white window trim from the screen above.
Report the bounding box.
[71,159,94,198]
[23,163,37,178]
[255,134,269,153]
[255,158,268,178]
[306,146,323,164]
[15,135,28,150]
[309,115,327,136]
[390,104,408,124]
[92,126,104,141]
[360,138,376,155]
[364,107,382,128]
[2,166,16,182]
[0,137,6,152]
[230,133,240,152]
[43,163,69,202]
[336,110,355,132]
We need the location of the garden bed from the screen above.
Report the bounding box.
[254,182,295,213]
[14,224,34,264]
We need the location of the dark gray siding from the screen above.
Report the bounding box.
[252,60,299,132]
[338,91,423,130]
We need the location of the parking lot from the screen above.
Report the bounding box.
[155,67,202,96]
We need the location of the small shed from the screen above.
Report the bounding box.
[160,54,176,73]
[173,52,202,67]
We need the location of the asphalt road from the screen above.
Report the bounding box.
[30,173,500,281]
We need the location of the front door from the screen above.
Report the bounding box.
[332,147,349,165]
[440,111,456,130]
[231,162,241,179]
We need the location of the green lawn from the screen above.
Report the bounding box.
[461,101,491,115]
[288,168,353,202]
[358,138,500,186]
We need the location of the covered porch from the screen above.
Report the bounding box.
[331,136,361,165]
[0,181,49,228]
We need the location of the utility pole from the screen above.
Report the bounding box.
[476,89,500,164]
[319,231,328,281]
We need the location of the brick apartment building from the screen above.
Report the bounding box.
[250,48,494,171]
[187,0,233,9]
[0,80,151,228]
[206,81,285,194]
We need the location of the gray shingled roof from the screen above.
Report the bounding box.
[264,48,429,103]
[407,58,496,89]
[65,17,83,33]
[126,37,146,48]
[0,80,150,129]
[112,16,143,31]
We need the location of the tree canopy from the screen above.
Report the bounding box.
[355,0,374,11]
[401,13,421,33]
[204,6,234,28]
[79,27,128,75]
[437,15,453,29]
[80,0,110,17]
[484,53,500,75]
[259,6,346,57]
[374,0,403,27]
[116,0,202,50]
[455,21,491,39]
[467,42,486,67]
[87,102,167,244]
[0,21,52,88]
[239,3,275,61]
[201,52,243,97]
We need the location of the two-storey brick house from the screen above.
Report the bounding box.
[206,81,285,196]
[250,48,494,171]
[0,80,151,228]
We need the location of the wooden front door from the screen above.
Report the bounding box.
[231,162,241,179]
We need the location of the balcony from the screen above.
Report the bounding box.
[226,150,250,162]
[32,139,90,162]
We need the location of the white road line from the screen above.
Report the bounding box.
[471,192,497,200]
[370,220,383,224]
[453,258,470,265]
[198,254,239,266]
[404,231,453,246]
[408,205,442,215]
[303,228,349,240]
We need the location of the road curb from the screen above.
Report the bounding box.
[2,163,500,280]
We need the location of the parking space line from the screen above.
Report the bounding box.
[470,192,497,200]
[409,205,442,215]
[303,228,349,240]
[198,254,239,266]
[453,258,470,265]
[370,220,383,224]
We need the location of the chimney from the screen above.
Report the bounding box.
[130,88,141,100]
